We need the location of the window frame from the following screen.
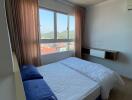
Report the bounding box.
[39,7,75,55]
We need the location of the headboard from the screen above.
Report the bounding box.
[82,48,119,61]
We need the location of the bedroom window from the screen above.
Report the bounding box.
[39,8,75,55]
[39,9,54,39]
[57,13,68,39]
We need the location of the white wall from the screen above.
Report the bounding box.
[0,0,17,100]
[0,0,13,77]
[84,0,132,79]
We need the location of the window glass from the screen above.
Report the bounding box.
[39,9,54,39]
[39,8,75,55]
[68,42,75,51]
[69,16,75,39]
[40,42,73,55]
[57,13,68,39]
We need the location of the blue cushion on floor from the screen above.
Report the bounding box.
[23,79,57,100]
[20,64,43,81]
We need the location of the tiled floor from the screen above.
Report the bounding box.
[109,77,132,100]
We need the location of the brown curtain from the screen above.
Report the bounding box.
[5,0,41,66]
[75,6,86,58]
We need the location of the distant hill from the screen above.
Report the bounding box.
[41,31,75,39]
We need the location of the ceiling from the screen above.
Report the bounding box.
[66,0,107,6]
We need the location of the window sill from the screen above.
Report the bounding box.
[41,50,75,56]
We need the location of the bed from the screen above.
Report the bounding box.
[37,57,124,100]
[37,62,100,100]
[59,57,125,99]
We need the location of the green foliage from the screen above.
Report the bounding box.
[41,31,75,39]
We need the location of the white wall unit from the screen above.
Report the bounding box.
[127,0,132,10]
[0,53,26,100]
[12,53,26,100]
[84,0,132,79]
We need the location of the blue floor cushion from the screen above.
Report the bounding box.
[20,64,43,81]
[23,79,57,100]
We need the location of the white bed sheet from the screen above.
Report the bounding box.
[59,57,125,99]
[37,62,100,100]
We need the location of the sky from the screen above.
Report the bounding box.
[39,8,75,34]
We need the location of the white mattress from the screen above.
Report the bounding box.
[59,57,125,99]
[38,62,100,100]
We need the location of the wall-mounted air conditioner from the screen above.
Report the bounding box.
[127,0,132,10]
